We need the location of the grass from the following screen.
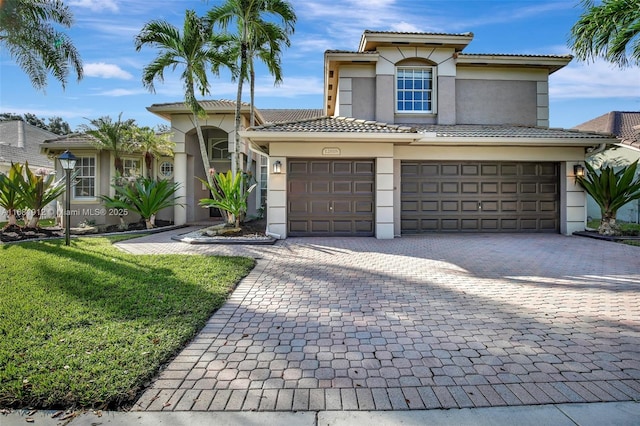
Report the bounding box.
[0,218,57,228]
[587,220,640,246]
[0,236,254,409]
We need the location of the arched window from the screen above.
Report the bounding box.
[209,139,229,160]
[396,59,436,114]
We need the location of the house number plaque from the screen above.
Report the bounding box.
[322,147,340,155]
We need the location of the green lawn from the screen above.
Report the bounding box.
[0,236,254,409]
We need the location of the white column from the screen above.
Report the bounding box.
[174,153,187,226]
[267,157,287,239]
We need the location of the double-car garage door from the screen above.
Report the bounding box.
[286,160,559,236]
[401,161,559,233]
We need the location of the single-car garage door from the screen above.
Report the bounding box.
[288,159,375,236]
[401,162,559,233]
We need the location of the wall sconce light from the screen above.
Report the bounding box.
[574,164,585,178]
[273,160,282,174]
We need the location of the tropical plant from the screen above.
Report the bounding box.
[199,170,256,227]
[79,113,136,175]
[0,163,27,229]
[132,126,175,178]
[100,177,182,229]
[135,9,235,188]
[207,0,296,172]
[9,162,66,228]
[576,160,640,235]
[569,0,640,68]
[0,0,83,90]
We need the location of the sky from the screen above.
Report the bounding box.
[1,0,639,131]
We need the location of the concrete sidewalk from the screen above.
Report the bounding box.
[2,402,639,425]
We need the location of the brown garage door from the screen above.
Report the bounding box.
[401,162,559,233]
[288,159,375,236]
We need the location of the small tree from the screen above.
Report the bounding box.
[199,170,256,227]
[0,163,27,229]
[576,160,640,235]
[100,177,182,229]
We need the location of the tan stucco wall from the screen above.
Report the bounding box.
[455,80,537,125]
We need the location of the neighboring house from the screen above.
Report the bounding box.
[573,111,640,223]
[41,30,618,237]
[0,120,57,222]
[0,120,55,173]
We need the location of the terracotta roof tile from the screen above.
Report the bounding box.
[415,124,610,139]
[573,111,640,149]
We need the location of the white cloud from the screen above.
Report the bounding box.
[84,62,133,80]
[92,88,146,97]
[69,0,118,12]
[550,60,640,99]
[254,76,325,98]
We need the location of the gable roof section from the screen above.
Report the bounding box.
[40,133,98,155]
[359,30,474,52]
[573,111,640,150]
[147,99,252,121]
[0,121,56,169]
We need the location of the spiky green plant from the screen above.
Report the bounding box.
[0,163,27,228]
[100,177,182,229]
[576,160,640,235]
[9,162,66,228]
[199,170,256,227]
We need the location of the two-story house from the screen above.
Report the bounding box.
[242,30,616,238]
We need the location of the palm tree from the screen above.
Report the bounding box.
[133,126,175,178]
[569,0,640,68]
[0,0,82,90]
[79,113,136,175]
[207,0,296,173]
[576,160,640,235]
[0,163,27,229]
[134,9,235,187]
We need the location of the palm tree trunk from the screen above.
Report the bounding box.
[193,113,215,188]
[250,60,256,128]
[5,210,18,228]
[599,210,621,236]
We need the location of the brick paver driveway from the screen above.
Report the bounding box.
[126,233,640,411]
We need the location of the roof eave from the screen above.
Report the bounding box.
[359,32,474,52]
[411,136,618,146]
[456,54,573,74]
[240,131,419,144]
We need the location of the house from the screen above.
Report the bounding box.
[1,120,57,222]
[42,30,618,236]
[241,30,617,238]
[573,111,640,223]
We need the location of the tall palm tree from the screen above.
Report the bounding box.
[134,9,234,187]
[133,126,175,178]
[207,0,296,173]
[0,0,82,90]
[569,0,640,68]
[79,113,136,175]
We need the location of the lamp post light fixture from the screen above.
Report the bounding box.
[58,150,77,246]
[273,160,282,174]
[574,164,586,178]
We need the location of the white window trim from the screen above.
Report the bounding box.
[121,156,143,178]
[72,154,98,201]
[395,65,437,114]
[158,158,174,179]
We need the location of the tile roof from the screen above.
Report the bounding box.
[249,116,417,133]
[414,124,611,139]
[573,111,640,149]
[149,99,251,109]
[458,53,573,59]
[363,30,473,37]
[41,133,98,148]
[259,109,324,124]
[248,116,614,140]
[0,121,55,169]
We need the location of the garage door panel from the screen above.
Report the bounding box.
[288,159,375,237]
[401,161,558,233]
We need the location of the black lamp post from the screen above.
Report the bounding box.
[58,150,77,246]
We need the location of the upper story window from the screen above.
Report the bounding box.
[209,139,229,160]
[74,156,96,199]
[396,66,434,113]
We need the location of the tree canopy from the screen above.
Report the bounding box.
[569,0,640,67]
